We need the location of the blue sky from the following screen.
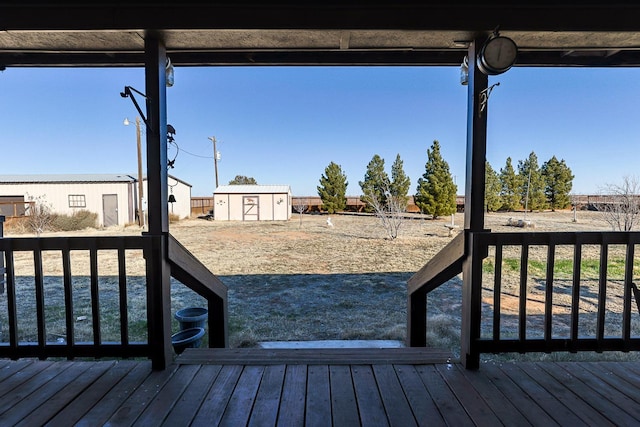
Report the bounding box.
[1,65,638,197]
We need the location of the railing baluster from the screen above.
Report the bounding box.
[596,238,608,351]
[5,248,18,356]
[519,243,529,347]
[493,244,503,342]
[570,239,582,352]
[118,245,129,347]
[89,242,101,346]
[62,243,74,357]
[34,247,46,357]
[622,242,635,345]
[544,243,555,350]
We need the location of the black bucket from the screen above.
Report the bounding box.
[171,327,206,354]
[174,307,208,330]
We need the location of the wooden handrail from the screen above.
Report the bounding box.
[408,232,465,295]
[167,233,228,348]
[407,232,466,346]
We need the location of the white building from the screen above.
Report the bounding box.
[0,174,191,227]
[213,185,292,221]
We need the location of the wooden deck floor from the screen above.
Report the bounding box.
[0,348,638,426]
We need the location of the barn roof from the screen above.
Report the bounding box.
[0,174,137,184]
[215,185,291,194]
[0,174,192,187]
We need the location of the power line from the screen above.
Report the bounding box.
[176,147,213,159]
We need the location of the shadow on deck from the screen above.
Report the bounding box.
[0,348,639,425]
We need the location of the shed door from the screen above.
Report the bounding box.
[102,194,118,227]
[243,196,259,221]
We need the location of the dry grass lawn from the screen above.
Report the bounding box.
[3,209,639,361]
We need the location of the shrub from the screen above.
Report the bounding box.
[2,217,30,234]
[51,210,98,231]
[169,213,180,223]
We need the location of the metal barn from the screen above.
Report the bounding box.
[213,185,292,221]
[0,174,192,227]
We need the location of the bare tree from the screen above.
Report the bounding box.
[363,187,405,239]
[294,198,308,228]
[25,194,53,236]
[599,176,640,231]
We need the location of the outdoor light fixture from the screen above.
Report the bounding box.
[166,57,174,87]
[477,29,518,76]
[460,56,469,85]
[120,86,149,127]
[168,194,176,203]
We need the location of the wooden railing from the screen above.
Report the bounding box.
[409,230,640,368]
[407,232,465,346]
[0,234,227,362]
[167,234,228,348]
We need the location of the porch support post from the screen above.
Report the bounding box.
[461,38,489,369]
[144,34,172,370]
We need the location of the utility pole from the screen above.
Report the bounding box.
[209,136,219,189]
[125,116,145,227]
[136,117,145,227]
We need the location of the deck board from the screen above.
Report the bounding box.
[191,364,243,426]
[393,364,446,427]
[329,365,360,427]
[305,364,332,427]
[277,364,307,426]
[248,364,286,427]
[352,365,389,426]
[45,360,139,427]
[0,351,637,425]
[219,365,264,426]
[161,364,222,427]
[415,364,474,426]
[75,360,154,427]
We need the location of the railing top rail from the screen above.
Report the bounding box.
[0,235,149,251]
[408,231,465,295]
[167,233,228,301]
[474,230,640,246]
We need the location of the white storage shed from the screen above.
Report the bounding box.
[213,185,292,221]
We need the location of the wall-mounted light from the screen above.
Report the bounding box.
[460,56,469,85]
[166,57,174,87]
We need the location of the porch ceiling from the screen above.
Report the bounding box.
[2,2,640,67]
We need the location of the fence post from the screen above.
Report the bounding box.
[0,215,5,293]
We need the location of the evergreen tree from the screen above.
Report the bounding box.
[228,175,257,185]
[414,140,457,219]
[317,162,348,213]
[518,151,548,211]
[542,156,574,211]
[390,153,411,209]
[485,160,502,212]
[359,154,390,211]
[499,157,522,211]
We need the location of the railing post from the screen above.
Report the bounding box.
[145,234,174,370]
[407,289,427,347]
[461,231,483,369]
[0,215,5,294]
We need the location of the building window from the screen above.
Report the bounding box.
[68,194,86,208]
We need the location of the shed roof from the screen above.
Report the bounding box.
[215,185,291,194]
